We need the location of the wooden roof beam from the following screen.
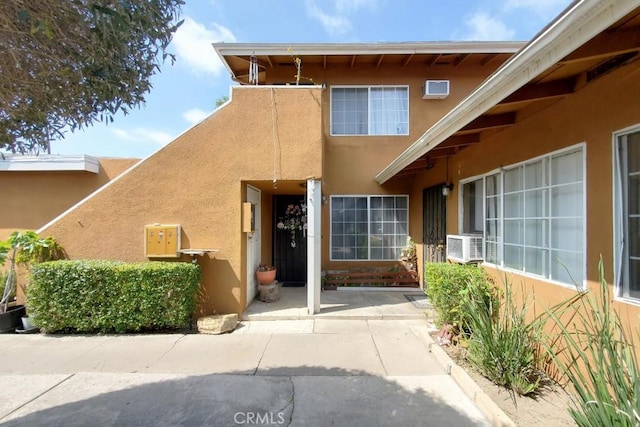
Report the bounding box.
[454,53,471,67]
[499,78,575,106]
[402,54,414,67]
[427,54,441,67]
[350,55,356,68]
[561,27,640,64]
[376,54,384,67]
[459,112,516,133]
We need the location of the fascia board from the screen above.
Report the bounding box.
[0,154,100,173]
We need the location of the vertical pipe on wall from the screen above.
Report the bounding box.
[307,179,322,314]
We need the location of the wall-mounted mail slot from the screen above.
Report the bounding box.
[145,224,181,258]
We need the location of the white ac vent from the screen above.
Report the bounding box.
[446,235,483,263]
[422,80,450,99]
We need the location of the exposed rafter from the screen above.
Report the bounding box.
[454,53,471,67]
[376,55,384,67]
[458,112,516,134]
[561,27,640,64]
[427,54,441,67]
[403,54,414,67]
[499,78,575,106]
[350,55,356,68]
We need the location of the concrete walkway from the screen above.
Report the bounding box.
[0,317,513,427]
[0,290,515,426]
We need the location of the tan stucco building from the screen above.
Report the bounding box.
[21,0,640,335]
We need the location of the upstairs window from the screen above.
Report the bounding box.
[614,128,640,302]
[331,86,409,136]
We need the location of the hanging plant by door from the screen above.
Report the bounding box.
[277,203,307,248]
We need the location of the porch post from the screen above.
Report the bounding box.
[306,179,321,314]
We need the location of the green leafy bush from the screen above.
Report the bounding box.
[546,260,640,426]
[27,260,200,333]
[464,280,548,397]
[424,262,497,331]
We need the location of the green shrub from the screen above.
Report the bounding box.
[424,262,497,331]
[546,260,640,426]
[27,260,200,333]
[0,270,15,302]
[464,280,548,397]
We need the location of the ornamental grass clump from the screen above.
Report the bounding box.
[463,279,549,397]
[545,259,640,426]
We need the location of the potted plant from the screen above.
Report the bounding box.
[0,231,63,333]
[256,263,276,285]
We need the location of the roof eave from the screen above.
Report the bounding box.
[375,0,640,184]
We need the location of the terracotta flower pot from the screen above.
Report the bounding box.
[256,269,276,285]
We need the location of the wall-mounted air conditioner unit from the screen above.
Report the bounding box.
[446,234,483,263]
[422,80,450,99]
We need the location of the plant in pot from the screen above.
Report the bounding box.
[256,263,276,285]
[0,231,64,333]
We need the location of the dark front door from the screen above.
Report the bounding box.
[423,185,447,263]
[273,195,307,286]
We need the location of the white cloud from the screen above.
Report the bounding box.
[462,12,516,41]
[505,0,570,18]
[170,17,236,75]
[305,0,376,37]
[111,128,174,146]
[306,1,351,36]
[334,0,377,14]
[182,108,211,125]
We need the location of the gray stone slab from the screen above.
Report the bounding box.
[145,334,271,374]
[312,319,370,334]
[234,320,314,334]
[0,335,106,374]
[258,333,385,376]
[0,373,295,427]
[0,374,70,419]
[67,335,185,372]
[368,320,444,376]
[290,375,490,427]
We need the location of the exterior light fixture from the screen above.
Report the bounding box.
[442,183,454,197]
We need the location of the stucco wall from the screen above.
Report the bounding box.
[40,86,323,316]
[0,158,138,239]
[412,60,640,328]
[313,63,504,270]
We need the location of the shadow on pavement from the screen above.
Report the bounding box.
[1,366,488,427]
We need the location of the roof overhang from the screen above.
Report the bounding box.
[376,0,640,184]
[213,41,525,84]
[0,154,100,173]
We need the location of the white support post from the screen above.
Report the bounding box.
[306,179,322,314]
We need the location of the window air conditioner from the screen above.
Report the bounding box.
[446,234,483,263]
[422,80,450,99]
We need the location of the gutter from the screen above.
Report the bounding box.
[375,0,640,184]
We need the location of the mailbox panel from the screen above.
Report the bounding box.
[145,224,181,257]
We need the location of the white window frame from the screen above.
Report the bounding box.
[613,124,640,306]
[330,85,409,136]
[458,143,586,289]
[330,194,409,261]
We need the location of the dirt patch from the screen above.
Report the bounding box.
[429,332,577,427]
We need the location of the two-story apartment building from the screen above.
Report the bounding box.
[39,0,640,328]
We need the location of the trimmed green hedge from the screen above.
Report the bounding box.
[27,260,200,333]
[424,262,497,331]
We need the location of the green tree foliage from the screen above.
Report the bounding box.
[0,0,184,154]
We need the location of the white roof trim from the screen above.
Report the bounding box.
[375,0,640,184]
[212,41,525,56]
[0,154,100,173]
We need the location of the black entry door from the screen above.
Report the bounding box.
[273,195,307,285]
[423,185,447,263]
